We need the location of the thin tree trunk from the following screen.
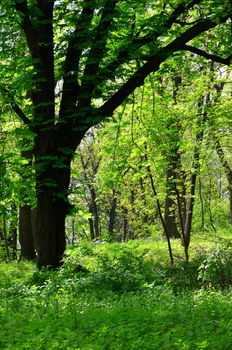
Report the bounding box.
[0,228,4,241]
[108,190,117,237]
[147,164,174,265]
[182,94,209,258]
[80,153,100,240]
[88,216,95,240]
[163,76,183,239]
[19,149,36,260]
[123,208,128,242]
[9,205,18,260]
[2,217,10,260]
[143,144,173,263]
[164,160,181,238]
[215,137,232,224]
[198,175,205,233]
[90,187,100,238]
[71,218,75,244]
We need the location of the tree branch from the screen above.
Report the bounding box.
[0,87,31,125]
[97,15,230,119]
[59,0,95,119]
[11,104,31,126]
[96,0,202,86]
[14,0,40,60]
[182,45,232,65]
[78,0,119,108]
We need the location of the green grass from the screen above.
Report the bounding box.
[1,235,232,349]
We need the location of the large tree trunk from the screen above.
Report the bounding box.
[19,205,36,260]
[33,132,73,268]
[33,192,67,268]
[164,195,180,238]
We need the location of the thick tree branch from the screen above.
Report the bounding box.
[59,0,95,119]
[97,16,229,119]
[11,104,31,125]
[14,0,40,60]
[0,87,31,125]
[16,0,55,122]
[96,0,202,86]
[78,0,119,107]
[182,45,232,65]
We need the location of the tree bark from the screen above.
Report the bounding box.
[90,187,100,238]
[33,133,73,268]
[164,195,180,238]
[215,137,232,224]
[88,216,95,240]
[19,149,36,260]
[164,155,183,239]
[33,194,67,268]
[19,205,36,260]
[108,190,117,237]
[9,205,18,260]
[123,207,128,242]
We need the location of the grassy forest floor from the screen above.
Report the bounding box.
[1,232,232,350]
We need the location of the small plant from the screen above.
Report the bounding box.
[198,245,232,289]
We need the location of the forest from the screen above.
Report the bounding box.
[0,0,232,349]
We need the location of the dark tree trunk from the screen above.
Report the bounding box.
[80,152,101,240]
[182,92,209,260]
[9,227,17,260]
[183,171,198,258]
[90,187,100,238]
[164,149,187,239]
[164,195,180,238]
[19,205,36,260]
[9,205,18,260]
[123,208,128,242]
[2,217,10,260]
[33,133,73,268]
[164,160,181,239]
[33,193,67,268]
[0,229,4,241]
[88,216,95,240]
[108,191,117,237]
[215,137,232,225]
[19,148,36,261]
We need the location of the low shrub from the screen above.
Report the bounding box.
[198,244,232,289]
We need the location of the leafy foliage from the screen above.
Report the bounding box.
[1,239,232,349]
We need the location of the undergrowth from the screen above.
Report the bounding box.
[1,238,232,349]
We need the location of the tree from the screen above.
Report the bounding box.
[0,0,231,268]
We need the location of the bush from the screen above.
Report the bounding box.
[198,244,232,289]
